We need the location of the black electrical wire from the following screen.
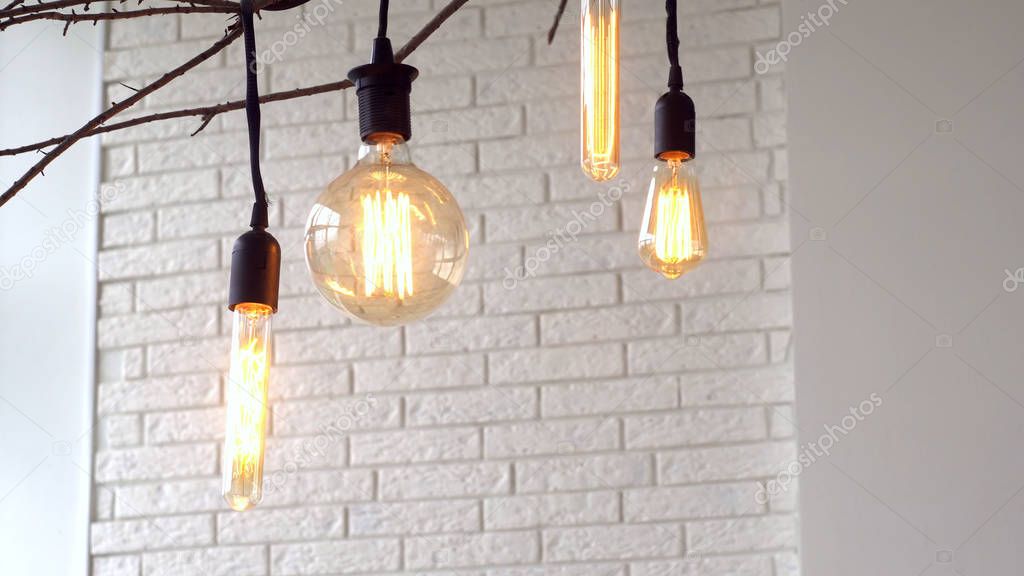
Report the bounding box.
[666,0,679,67]
[377,0,389,38]
[240,0,269,230]
[653,0,696,159]
[665,0,683,91]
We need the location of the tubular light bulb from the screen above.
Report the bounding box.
[222,302,272,512]
[581,0,620,181]
[638,154,707,279]
[304,134,469,326]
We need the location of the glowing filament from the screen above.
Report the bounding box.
[637,158,707,280]
[222,303,271,512]
[361,177,414,299]
[581,0,620,181]
[654,174,694,264]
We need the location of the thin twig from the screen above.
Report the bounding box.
[0,0,98,17]
[0,0,235,18]
[0,80,351,158]
[394,0,468,61]
[189,113,217,136]
[166,0,237,7]
[547,0,568,44]
[0,0,471,162]
[1,4,232,28]
[0,24,242,208]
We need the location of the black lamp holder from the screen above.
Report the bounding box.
[228,0,282,312]
[346,0,418,142]
[654,0,696,160]
[348,39,419,143]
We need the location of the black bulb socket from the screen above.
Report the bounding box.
[228,223,281,313]
[348,38,419,143]
[654,87,697,160]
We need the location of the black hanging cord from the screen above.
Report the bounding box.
[653,0,696,159]
[377,0,389,38]
[240,0,269,230]
[665,0,683,91]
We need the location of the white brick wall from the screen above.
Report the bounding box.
[92,0,797,574]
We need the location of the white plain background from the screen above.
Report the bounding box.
[787,0,1024,573]
[0,22,101,575]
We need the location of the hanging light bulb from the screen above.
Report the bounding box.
[638,153,706,278]
[223,226,280,513]
[580,0,620,181]
[222,0,281,511]
[223,300,273,511]
[304,35,468,326]
[638,0,706,279]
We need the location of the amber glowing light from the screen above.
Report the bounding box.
[222,302,272,512]
[581,0,620,181]
[361,184,414,299]
[305,136,468,327]
[638,156,707,279]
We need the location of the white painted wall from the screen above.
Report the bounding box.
[786,0,1024,574]
[0,21,102,576]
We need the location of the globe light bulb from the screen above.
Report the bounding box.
[304,133,469,326]
[222,302,272,511]
[638,153,707,279]
[580,0,620,181]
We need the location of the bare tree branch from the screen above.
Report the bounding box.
[0,0,236,19]
[0,0,106,17]
[0,80,351,159]
[547,0,568,44]
[394,0,468,61]
[0,24,241,208]
[1,5,234,29]
[0,0,471,161]
[0,0,481,206]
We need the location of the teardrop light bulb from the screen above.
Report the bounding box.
[222,302,272,511]
[304,134,469,326]
[581,0,620,181]
[638,153,707,279]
